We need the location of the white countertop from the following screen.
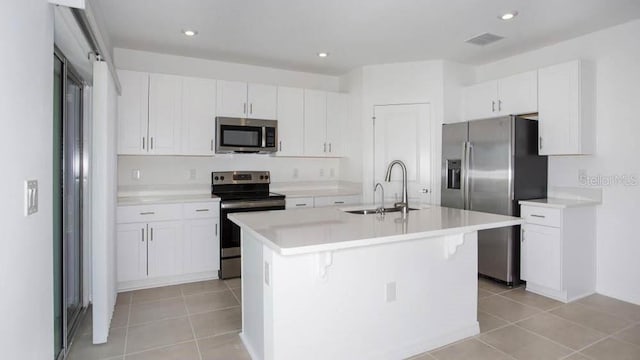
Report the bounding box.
[276,188,361,198]
[118,194,219,206]
[519,198,600,209]
[229,205,523,256]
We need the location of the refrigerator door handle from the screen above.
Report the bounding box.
[461,142,467,208]
[464,141,472,209]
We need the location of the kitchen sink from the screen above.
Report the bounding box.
[345,207,419,215]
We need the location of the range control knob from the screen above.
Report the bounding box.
[260,175,264,180]
[220,176,225,181]
[214,176,219,181]
[265,175,269,180]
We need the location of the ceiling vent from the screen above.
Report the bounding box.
[465,32,504,46]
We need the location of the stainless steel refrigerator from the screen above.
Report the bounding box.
[441,115,547,285]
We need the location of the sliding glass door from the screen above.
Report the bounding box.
[54,49,85,360]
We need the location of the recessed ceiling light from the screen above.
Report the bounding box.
[317,52,329,58]
[499,11,518,21]
[182,29,198,37]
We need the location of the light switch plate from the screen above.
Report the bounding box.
[25,180,38,216]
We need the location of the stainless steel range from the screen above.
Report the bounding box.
[212,171,285,279]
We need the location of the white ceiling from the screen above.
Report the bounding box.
[93,0,640,75]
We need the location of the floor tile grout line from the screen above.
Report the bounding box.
[512,322,584,353]
[473,336,519,360]
[122,339,197,358]
[186,304,242,317]
[184,296,204,360]
[121,294,133,359]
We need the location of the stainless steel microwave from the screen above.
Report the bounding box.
[215,117,278,154]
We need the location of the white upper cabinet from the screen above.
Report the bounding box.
[182,77,216,155]
[304,89,328,156]
[498,71,538,116]
[117,70,149,155]
[537,60,595,155]
[462,81,497,120]
[148,74,183,155]
[326,92,348,156]
[462,70,538,120]
[216,81,277,119]
[248,83,277,119]
[276,86,304,156]
[216,80,248,118]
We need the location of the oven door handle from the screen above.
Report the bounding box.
[221,199,285,210]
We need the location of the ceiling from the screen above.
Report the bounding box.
[93,0,640,75]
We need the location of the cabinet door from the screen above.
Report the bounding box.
[523,223,562,291]
[538,61,581,155]
[462,81,497,120]
[326,92,347,157]
[314,195,361,207]
[285,197,314,209]
[303,89,327,156]
[117,70,149,155]
[184,218,219,273]
[276,86,304,156]
[116,223,147,282]
[216,80,248,118]
[147,221,183,278]
[248,83,277,120]
[182,77,216,155]
[148,74,182,155]
[498,70,538,116]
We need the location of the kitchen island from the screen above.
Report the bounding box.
[229,205,523,360]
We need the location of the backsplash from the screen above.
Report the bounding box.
[117,155,343,186]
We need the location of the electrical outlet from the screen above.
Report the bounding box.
[132,169,141,180]
[24,180,38,216]
[189,168,197,181]
[386,281,397,302]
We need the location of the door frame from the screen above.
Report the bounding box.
[372,102,434,205]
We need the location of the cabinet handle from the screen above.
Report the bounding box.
[492,101,496,112]
[279,141,282,151]
[329,143,332,153]
[243,103,247,114]
[139,211,155,215]
[250,103,253,114]
[521,229,525,242]
[215,223,218,236]
[323,143,327,153]
[498,100,502,111]
[211,139,214,151]
[150,227,154,241]
[539,136,543,150]
[141,228,145,242]
[150,137,154,150]
[334,201,345,204]
[142,137,145,150]
[530,214,546,218]
[295,203,307,207]
[195,209,210,212]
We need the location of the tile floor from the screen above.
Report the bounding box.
[68,277,640,360]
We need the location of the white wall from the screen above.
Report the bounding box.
[0,1,55,358]
[118,155,341,187]
[355,61,446,204]
[115,48,341,91]
[476,20,640,305]
[92,61,119,343]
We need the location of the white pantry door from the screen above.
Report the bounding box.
[373,104,431,205]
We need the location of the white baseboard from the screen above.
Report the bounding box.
[117,271,218,292]
[384,322,480,359]
[240,332,261,360]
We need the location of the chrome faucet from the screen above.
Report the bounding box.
[384,160,408,215]
[374,182,385,212]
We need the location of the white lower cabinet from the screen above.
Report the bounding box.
[313,195,361,207]
[116,201,220,290]
[285,197,314,209]
[520,203,596,302]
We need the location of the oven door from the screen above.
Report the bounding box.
[219,199,285,278]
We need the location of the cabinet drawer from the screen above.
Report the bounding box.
[314,195,361,207]
[521,206,562,228]
[183,202,219,219]
[286,197,314,209]
[117,204,183,224]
